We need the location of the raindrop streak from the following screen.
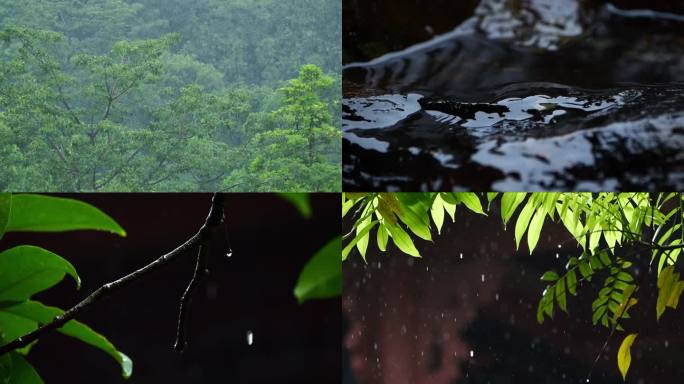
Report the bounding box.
[246,330,254,346]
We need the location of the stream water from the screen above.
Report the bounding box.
[343,1,684,191]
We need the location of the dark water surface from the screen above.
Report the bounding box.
[343,1,684,191]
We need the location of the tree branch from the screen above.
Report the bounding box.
[173,243,209,353]
[0,193,226,356]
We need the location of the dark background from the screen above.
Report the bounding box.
[343,200,683,384]
[2,193,340,383]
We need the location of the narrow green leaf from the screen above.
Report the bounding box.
[441,195,457,222]
[501,193,526,226]
[4,301,132,378]
[486,192,498,209]
[294,236,341,303]
[457,193,485,215]
[430,195,445,235]
[356,215,372,259]
[386,224,421,257]
[599,251,612,267]
[515,200,536,250]
[527,207,546,254]
[376,225,388,252]
[341,194,354,218]
[0,194,10,241]
[342,221,378,261]
[0,246,80,301]
[566,270,577,295]
[579,261,593,281]
[396,207,432,242]
[555,279,567,312]
[6,194,125,236]
[618,333,638,381]
[279,193,312,218]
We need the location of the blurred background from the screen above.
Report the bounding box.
[343,200,684,384]
[2,193,340,383]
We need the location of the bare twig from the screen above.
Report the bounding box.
[0,193,226,356]
[173,243,209,353]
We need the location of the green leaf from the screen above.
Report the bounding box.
[501,193,526,226]
[540,271,560,282]
[430,195,445,235]
[0,349,11,384]
[0,194,10,241]
[8,354,43,384]
[3,301,132,378]
[555,278,567,312]
[356,215,372,258]
[441,194,457,222]
[278,193,312,218]
[395,199,432,241]
[486,192,498,209]
[515,199,536,250]
[342,221,378,261]
[386,224,421,257]
[6,194,126,236]
[294,237,341,303]
[376,224,388,252]
[0,246,80,301]
[618,333,638,381]
[656,266,684,320]
[566,270,577,295]
[527,207,546,254]
[456,193,485,215]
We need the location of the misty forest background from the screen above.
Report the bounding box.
[0,0,341,192]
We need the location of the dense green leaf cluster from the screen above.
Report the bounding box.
[0,194,130,383]
[343,192,684,380]
[0,0,341,191]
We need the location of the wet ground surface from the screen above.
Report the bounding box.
[343,1,684,191]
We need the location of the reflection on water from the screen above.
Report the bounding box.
[343,1,684,190]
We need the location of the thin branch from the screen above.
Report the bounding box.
[173,243,209,353]
[0,193,226,356]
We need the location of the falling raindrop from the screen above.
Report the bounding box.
[555,253,559,259]
[557,244,562,249]
[246,330,254,346]
[373,343,378,350]
[495,293,500,301]
[226,249,233,258]
[470,350,474,358]
[459,253,463,259]
[481,274,485,282]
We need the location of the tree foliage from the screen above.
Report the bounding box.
[342,192,684,380]
[0,0,341,191]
